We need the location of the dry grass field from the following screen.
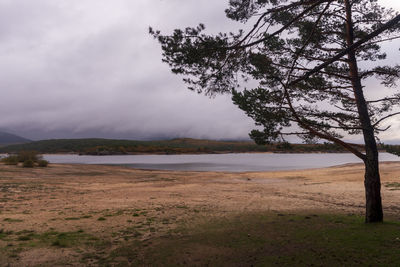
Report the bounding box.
[1,162,400,266]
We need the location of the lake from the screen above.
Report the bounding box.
[43,152,400,172]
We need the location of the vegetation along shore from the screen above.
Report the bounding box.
[0,138,380,155]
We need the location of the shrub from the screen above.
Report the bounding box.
[17,151,42,163]
[276,142,293,150]
[2,151,48,168]
[37,160,49,167]
[2,155,19,165]
[23,160,34,168]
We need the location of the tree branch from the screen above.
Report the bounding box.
[229,0,331,50]
[280,81,366,160]
[288,13,400,87]
[373,112,400,127]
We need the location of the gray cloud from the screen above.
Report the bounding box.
[0,0,399,142]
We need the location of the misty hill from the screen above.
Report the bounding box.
[0,131,31,146]
[0,138,347,154]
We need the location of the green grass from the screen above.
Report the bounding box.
[385,182,400,190]
[104,210,124,217]
[101,212,400,266]
[3,218,23,223]
[0,229,108,263]
[4,212,400,266]
[50,232,82,247]
[18,230,105,249]
[64,217,81,221]
[0,230,13,240]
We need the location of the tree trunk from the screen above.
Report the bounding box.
[344,0,383,222]
[364,155,383,222]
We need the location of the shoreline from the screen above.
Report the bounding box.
[3,150,381,156]
[40,153,399,173]
[4,151,351,156]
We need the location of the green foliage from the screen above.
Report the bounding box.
[26,230,100,248]
[3,218,23,223]
[151,0,400,146]
[0,138,270,154]
[37,160,49,167]
[276,141,293,150]
[1,155,19,165]
[0,138,351,154]
[383,144,400,157]
[1,151,48,168]
[23,159,34,168]
[385,182,400,190]
[17,150,41,163]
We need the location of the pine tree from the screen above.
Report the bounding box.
[151,0,400,222]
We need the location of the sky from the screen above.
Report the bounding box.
[0,0,399,141]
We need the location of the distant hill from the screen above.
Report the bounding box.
[0,137,348,154]
[0,131,31,146]
[0,138,266,154]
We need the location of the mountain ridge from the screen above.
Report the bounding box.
[0,131,31,145]
[0,137,347,154]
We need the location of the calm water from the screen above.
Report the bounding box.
[43,153,400,172]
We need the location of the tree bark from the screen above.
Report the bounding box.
[344,0,383,222]
[364,155,383,222]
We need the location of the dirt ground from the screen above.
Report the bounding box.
[1,162,400,266]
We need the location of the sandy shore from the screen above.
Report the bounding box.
[1,162,400,265]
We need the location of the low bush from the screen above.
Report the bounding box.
[17,151,42,163]
[1,151,49,168]
[37,160,49,167]
[23,159,34,168]
[2,155,19,165]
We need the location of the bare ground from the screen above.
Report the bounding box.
[1,162,400,266]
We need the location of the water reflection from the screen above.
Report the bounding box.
[43,153,400,172]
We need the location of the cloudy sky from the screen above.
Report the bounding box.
[0,0,399,141]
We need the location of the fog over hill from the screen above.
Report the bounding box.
[0,131,31,145]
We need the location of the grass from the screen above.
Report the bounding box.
[3,218,23,223]
[64,217,81,221]
[50,232,85,247]
[12,230,105,249]
[104,210,124,217]
[0,230,13,240]
[3,212,400,266]
[0,229,108,264]
[385,182,400,190]
[101,212,400,266]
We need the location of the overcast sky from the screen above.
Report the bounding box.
[1,0,399,141]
